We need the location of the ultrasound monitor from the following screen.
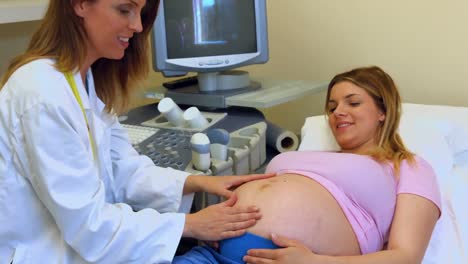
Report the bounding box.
[151,0,269,97]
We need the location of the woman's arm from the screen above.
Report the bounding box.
[245,193,440,264]
[321,194,439,264]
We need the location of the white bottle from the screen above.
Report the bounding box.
[190,133,211,171]
[207,129,230,161]
[158,97,185,127]
[184,107,209,129]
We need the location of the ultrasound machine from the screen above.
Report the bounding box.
[121,0,271,177]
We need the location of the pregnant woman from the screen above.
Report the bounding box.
[174,66,441,264]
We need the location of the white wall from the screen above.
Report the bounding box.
[2,1,468,133]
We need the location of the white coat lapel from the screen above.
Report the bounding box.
[85,70,111,152]
[85,70,116,199]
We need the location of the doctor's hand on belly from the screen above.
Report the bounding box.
[184,173,276,198]
[182,173,276,242]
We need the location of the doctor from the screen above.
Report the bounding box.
[0,0,272,263]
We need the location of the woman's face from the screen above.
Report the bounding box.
[74,0,146,62]
[327,81,385,154]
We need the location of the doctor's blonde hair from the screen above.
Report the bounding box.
[1,0,159,114]
[325,66,414,174]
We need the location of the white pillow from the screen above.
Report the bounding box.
[300,115,339,152]
[398,115,454,183]
[402,103,468,166]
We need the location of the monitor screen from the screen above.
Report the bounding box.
[152,0,268,77]
[164,0,258,59]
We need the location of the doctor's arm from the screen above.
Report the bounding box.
[110,119,194,212]
[245,194,440,264]
[22,104,188,263]
[182,173,275,198]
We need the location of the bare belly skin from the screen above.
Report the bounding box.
[233,173,361,255]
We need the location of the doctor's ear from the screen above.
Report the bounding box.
[72,0,92,18]
[379,113,386,122]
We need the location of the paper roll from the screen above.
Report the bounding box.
[266,121,300,153]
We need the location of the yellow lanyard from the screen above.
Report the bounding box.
[64,72,96,159]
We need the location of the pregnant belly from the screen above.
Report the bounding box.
[234,173,361,255]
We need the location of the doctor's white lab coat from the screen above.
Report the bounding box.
[0,59,194,263]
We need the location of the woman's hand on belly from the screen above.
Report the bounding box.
[244,233,317,264]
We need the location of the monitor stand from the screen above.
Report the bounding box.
[165,71,261,109]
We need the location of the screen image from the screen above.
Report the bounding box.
[164,0,258,59]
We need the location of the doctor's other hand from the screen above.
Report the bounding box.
[244,233,319,264]
[183,192,261,241]
[184,173,276,198]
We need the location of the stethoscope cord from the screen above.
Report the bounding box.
[64,72,97,160]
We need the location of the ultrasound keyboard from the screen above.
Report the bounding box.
[122,124,194,171]
[121,124,159,145]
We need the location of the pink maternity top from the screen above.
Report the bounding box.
[265,151,442,254]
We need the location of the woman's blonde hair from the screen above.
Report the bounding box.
[325,66,414,173]
[1,0,159,114]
